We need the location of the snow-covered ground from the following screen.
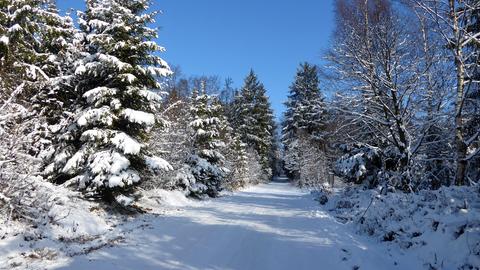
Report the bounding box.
[3,181,475,270]
[314,184,480,270]
[1,181,426,270]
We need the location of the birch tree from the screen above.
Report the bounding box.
[327,0,426,189]
[410,0,480,185]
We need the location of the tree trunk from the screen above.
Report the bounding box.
[450,0,467,186]
[454,59,467,185]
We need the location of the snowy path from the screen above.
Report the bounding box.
[56,182,410,270]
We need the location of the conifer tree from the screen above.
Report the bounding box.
[282,63,328,180]
[32,1,80,156]
[0,1,46,86]
[0,1,80,158]
[186,86,228,197]
[232,70,275,180]
[45,0,172,204]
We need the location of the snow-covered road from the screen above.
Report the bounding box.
[56,182,413,270]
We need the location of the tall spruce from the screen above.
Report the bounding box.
[0,1,80,159]
[282,63,328,180]
[44,0,172,204]
[232,70,275,180]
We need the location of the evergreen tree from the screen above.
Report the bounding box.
[232,70,275,180]
[0,0,47,91]
[186,86,228,197]
[32,1,80,157]
[44,0,172,204]
[282,63,328,180]
[0,0,80,158]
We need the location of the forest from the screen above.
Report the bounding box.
[0,0,479,269]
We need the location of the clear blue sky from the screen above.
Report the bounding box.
[57,0,335,119]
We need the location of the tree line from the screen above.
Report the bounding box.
[0,0,277,209]
[282,0,479,191]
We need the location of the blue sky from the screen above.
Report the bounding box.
[57,0,335,119]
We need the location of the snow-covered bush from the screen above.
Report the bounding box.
[334,143,382,187]
[223,135,250,190]
[0,110,55,232]
[147,97,192,191]
[245,148,268,184]
[316,186,480,269]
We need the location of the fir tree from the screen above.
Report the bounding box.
[0,0,47,88]
[282,63,328,180]
[32,1,80,156]
[0,0,79,157]
[45,0,172,204]
[186,85,228,197]
[232,70,275,180]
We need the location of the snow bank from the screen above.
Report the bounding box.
[314,186,480,269]
[137,188,197,213]
[0,178,118,269]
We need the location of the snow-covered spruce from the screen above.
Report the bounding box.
[282,63,329,186]
[181,87,229,198]
[44,0,172,204]
[230,70,275,181]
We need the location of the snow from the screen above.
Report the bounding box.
[91,151,129,176]
[1,181,435,270]
[145,155,173,172]
[88,19,109,29]
[74,65,86,75]
[8,24,23,33]
[314,184,480,270]
[121,108,155,126]
[0,178,113,269]
[77,107,115,127]
[62,149,86,174]
[2,179,477,270]
[119,73,137,84]
[97,53,132,71]
[80,129,109,144]
[111,132,143,155]
[106,170,140,188]
[0,35,9,46]
[83,87,117,105]
[138,89,163,102]
[115,195,134,206]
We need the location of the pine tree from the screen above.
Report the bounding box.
[0,1,47,87]
[0,1,80,159]
[45,0,172,204]
[232,70,275,180]
[32,1,80,157]
[186,85,228,197]
[282,63,328,181]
